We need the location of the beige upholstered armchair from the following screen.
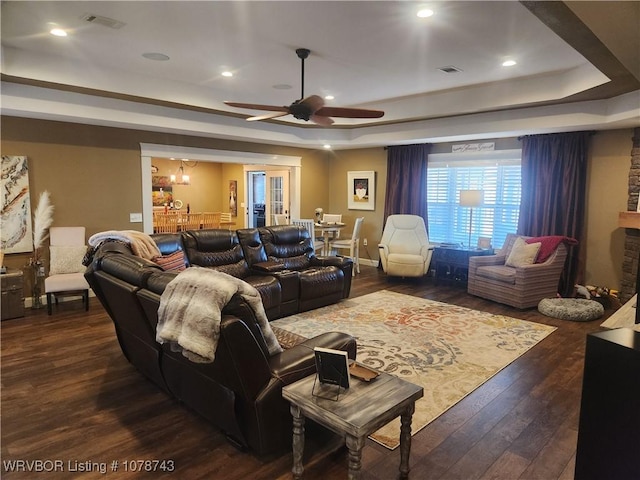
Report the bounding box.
[378,215,433,277]
[44,226,91,315]
[467,233,568,309]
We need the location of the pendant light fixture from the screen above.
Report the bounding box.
[170,159,192,185]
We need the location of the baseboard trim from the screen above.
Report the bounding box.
[359,258,378,267]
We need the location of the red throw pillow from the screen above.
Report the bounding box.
[525,236,573,263]
[153,250,186,272]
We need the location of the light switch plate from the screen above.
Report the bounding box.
[129,212,143,222]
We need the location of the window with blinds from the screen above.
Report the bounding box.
[427,151,521,249]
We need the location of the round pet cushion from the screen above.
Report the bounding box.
[537,298,604,322]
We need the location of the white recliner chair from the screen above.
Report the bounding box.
[378,215,433,277]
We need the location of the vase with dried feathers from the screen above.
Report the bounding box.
[30,191,54,309]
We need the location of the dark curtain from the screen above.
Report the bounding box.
[383,144,430,225]
[518,131,592,296]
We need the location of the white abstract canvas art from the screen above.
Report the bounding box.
[1,155,33,254]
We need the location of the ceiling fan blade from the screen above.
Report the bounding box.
[310,114,334,126]
[247,112,290,122]
[315,106,385,119]
[224,101,289,113]
[299,95,325,113]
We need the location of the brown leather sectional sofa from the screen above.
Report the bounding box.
[85,225,356,456]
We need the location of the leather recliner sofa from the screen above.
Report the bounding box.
[153,226,353,320]
[84,226,357,456]
[85,239,356,456]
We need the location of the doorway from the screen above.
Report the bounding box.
[246,168,291,228]
[140,144,301,234]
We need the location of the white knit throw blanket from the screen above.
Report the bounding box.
[156,267,282,363]
[88,230,161,260]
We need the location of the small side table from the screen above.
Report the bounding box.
[282,371,423,479]
[433,246,494,287]
[1,269,24,320]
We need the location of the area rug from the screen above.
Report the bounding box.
[271,290,556,449]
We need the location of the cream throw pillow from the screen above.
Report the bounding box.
[50,245,87,274]
[505,238,541,268]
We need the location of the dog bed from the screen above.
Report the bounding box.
[538,298,604,322]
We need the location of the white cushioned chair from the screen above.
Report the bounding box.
[322,214,342,239]
[378,215,433,277]
[44,227,90,315]
[273,214,288,225]
[292,218,325,254]
[330,217,364,274]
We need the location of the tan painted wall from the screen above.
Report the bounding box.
[585,129,633,290]
[152,157,223,213]
[0,116,325,270]
[327,147,387,264]
[299,150,330,220]
[329,131,633,289]
[221,163,245,226]
[1,116,632,291]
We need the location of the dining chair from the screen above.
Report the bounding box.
[180,212,202,231]
[219,212,233,230]
[201,212,222,229]
[330,217,364,274]
[292,219,325,255]
[44,226,90,315]
[274,214,288,225]
[154,213,180,233]
[322,213,343,239]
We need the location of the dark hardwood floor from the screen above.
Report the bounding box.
[1,266,609,479]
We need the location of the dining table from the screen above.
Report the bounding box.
[315,222,346,256]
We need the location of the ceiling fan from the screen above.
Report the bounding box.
[224,48,385,126]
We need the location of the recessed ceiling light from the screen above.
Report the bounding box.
[323,144,332,150]
[417,8,434,18]
[502,60,517,67]
[50,28,68,37]
[221,71,233,77]
[324,95,334,100]
[142,52,170,61]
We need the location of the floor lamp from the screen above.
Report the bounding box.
[460,190,484,249]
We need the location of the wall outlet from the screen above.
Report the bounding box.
[129,212,143,223]
[363,238,368,246]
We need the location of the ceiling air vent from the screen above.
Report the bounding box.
[438,66,463,74]
[81,13,126,29]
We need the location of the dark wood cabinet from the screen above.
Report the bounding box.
[1,269,24,320]
[575,328,640,480]
[433,247,493,287]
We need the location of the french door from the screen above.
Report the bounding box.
[265,170,290,225]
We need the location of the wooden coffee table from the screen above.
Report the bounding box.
[282,371,423,479]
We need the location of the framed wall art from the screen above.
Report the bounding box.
[229,180,237,216]
[347,170,375,210]
[1,155,34,254]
